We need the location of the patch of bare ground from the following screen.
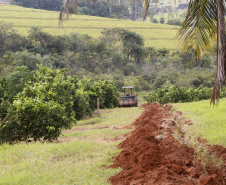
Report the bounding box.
[55,136,120,144]
[60,125,128,143]
[76,137,117,143]
[108,103,226,185]
[63,126,109,134]
[53,137,77,143]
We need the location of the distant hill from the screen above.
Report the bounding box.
[0,5,180,50]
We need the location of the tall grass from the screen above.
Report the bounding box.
[0,141,121,184]
[174,98,226,146]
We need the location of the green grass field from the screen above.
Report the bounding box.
[174,98,226,147]
[0,107,143,185]
[0,5,180,50]
[0,97,225,184]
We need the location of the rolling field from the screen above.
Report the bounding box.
[0,5,180,50]
[174,98,226,146]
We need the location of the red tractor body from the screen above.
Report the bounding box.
[119,86,138,107]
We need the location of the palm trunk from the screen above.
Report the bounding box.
[211,0,226,104]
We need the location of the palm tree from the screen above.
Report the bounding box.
[60,0,225,104]
[176,0,225,104]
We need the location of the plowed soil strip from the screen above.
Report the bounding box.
[108,103,226,185]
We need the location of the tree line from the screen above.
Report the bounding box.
[11,0,187,21]
[10,0,64,11]
[0,22,216,92]
[10,0,130,19]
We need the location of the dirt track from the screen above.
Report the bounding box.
[108,103,226,185]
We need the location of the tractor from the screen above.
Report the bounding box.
[119,86,138,107]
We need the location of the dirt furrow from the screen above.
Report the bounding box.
[108,103,226,185]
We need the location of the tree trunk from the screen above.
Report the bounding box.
[211,0,226,104]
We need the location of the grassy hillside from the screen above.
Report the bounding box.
[0,5,180,50]
[174,98,226,147]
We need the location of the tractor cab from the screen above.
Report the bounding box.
[120,86,138,107]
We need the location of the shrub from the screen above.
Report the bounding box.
[0,98,70,143]
[0,66,76,143]
[153,18,158,23]
[82,78,119,110]
[167,19,182,26]
[144,86,213,104]
[100,80,119,108]
[0,66,120,143]
[160,17,165,24]
[113,79,124,90]
[5,66,31,100]
[73,89,91,120]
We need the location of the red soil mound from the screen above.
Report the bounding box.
[108,103,226,185]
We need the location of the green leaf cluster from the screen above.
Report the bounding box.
[0,66,119,143]
[144,85,217,104]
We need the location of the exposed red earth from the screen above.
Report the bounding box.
[108,103,226,185]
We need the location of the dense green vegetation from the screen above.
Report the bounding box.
[10,0,130,19]
[11,0,63,11]
[0,21,216,92]
[78,1,129,19]
[144,86,215,104]
[0,64,119,143]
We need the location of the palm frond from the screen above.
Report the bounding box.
[143,0,150,20]
[177,0,217,60]
[143,0,159,20]
[59,0,78,27]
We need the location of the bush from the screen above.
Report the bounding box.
[122,64,137,76]
[153,19,158,23]
[0,66,120,143]
[0,98,70,143]
[73,89,91,120]
[79,2,110,17]
[0,66,76,143]
[144,86,213,104]
[113,79,124,90]
[167,19,182,26]
[100,80,119,108]
[5,66,31,100]
[157,48,169,56]
[82,78,119,110]
[160,17,165,24]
